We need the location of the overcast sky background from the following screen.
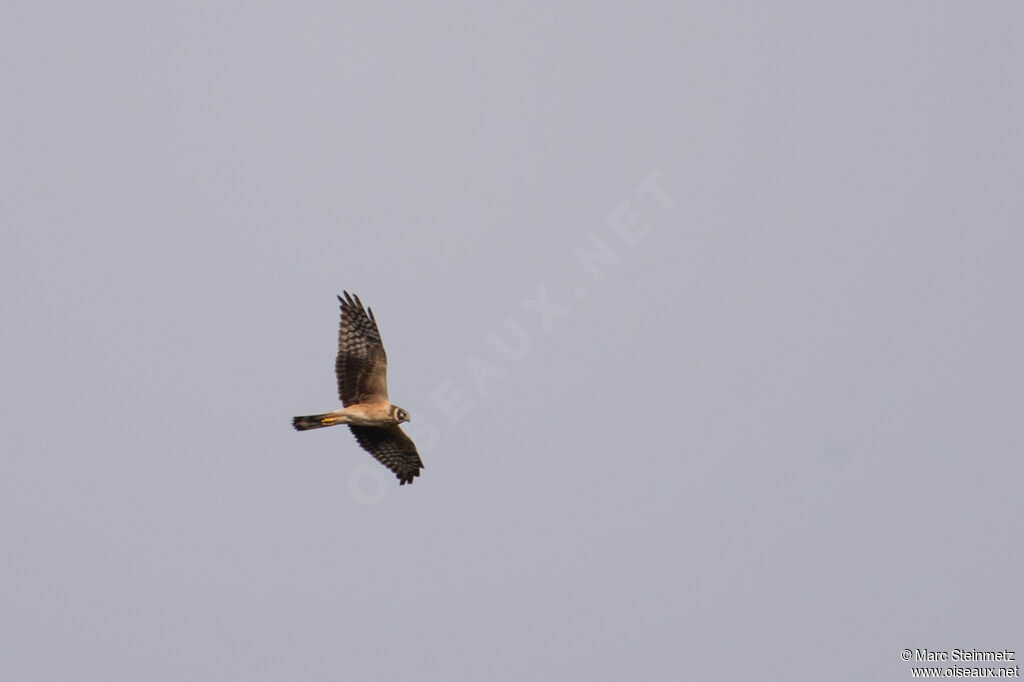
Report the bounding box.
[2,3,1022,681]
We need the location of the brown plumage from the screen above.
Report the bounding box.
[292,292,423,485]
[335,292,389,406]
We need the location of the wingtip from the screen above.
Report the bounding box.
[397,470,422,486]
[339,292,360,312]
[339,291,366,312]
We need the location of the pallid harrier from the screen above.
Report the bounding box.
[292,292,423,485]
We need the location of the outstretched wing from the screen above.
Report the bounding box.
[335,291,389,406]
[348,425,424,485]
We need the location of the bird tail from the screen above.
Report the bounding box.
[292,413,344,431]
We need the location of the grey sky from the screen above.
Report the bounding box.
[2,3,1022,681]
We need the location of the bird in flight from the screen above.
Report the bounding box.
[292,292,424,485]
